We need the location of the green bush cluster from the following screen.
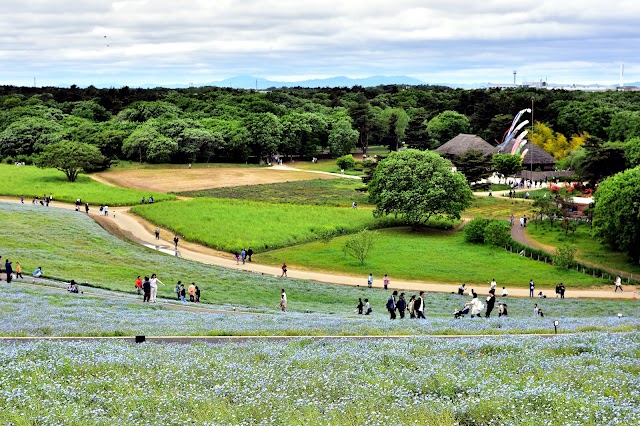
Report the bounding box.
[336,154,356,170]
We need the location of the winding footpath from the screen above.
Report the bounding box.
[1,194,636,300]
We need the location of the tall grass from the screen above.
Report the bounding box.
[132,198,399,252]
[0,164,174,205]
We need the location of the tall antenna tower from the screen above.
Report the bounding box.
[513,70,517,85]
[620,63,625,88]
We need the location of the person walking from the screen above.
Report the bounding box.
[485,290,496,318]
[529,279,535,298]
[383,274,390,290]
[367,273,373,289]
[415,291,426,319]
[247,247,254,262]
[357,298,363,315]
[241,248,247,265]
[234,251,240,264]
[135,275,142,295]
[173,236,179,251]
[4,259,13,284]
[559,283,565,299]
[280,289,287,312]
[155,228,160,240]
[281,263,288,278]
[397,292,407,319]
[15,262,23,279]
[188,282,196,302]
[142,276,151,303]
[103,205,109,217]
[364,298,372,315]
[85,202,89,214]
[386,290,397,320]
[195,285,200,303]
[180,284,186,302]
[408,295,417,318]
[614,275,623,292]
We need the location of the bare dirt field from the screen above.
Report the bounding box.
[94,167,339,193]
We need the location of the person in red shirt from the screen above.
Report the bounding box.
[135,275,143,295]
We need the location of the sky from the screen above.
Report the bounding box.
[1,0,638,87]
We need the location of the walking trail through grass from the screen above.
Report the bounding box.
[1,196,635,299]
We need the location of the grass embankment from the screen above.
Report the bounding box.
[0,164,174,205]
[0,202,391,313]
[131,198,398,252]
[2,335,639,425]
[177,178,371,207]
[258,227,608,288]
[526,221,640,276]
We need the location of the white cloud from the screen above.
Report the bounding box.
[0,0,638,86]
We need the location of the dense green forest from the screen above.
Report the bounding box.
[1,84,640,169]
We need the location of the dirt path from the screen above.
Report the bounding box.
[1,197,637,299]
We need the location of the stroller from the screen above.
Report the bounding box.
[454,305,470,319]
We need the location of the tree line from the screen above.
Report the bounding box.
[1,84,640,171]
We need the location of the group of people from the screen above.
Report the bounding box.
[29,193,53,207]
[382,290,428,319]
[234,248,254,265]
[134,275,204,303]
[74,198,90,213]
[132,274,163,303]
[141,196,155,204]
[0,256,35,283]
[453,286,508,319]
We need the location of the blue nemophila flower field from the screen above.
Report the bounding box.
[1,285,638,337]
[0,334,639,425]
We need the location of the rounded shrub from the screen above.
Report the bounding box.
[336,154,356,170]
[464,218,489,243]
[484,220,512,247]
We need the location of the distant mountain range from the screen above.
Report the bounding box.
[137,75,488,90]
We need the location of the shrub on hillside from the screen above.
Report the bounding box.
[336,154,356,171]
[464,218,489,243]
[554,243,578,269]
[484,220,512,247]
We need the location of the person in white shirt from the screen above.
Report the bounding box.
[490,279,497,291]
[149,273,163,303]
[280,289,287,312]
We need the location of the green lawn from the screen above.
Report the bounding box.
[177,178,371,207]
[526,221,640,276]
[131,198,398,252]
[258,227,608,288]
[0,164,174,205]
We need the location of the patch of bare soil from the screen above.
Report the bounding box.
[94,167,338,193]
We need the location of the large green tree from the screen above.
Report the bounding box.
[492,153,523,178]
[36,140,105,182]
[368,149,473,230]
[328,119,358,157]
[452,150,492,185]
[593,166,640,263]
[426,110,471,149]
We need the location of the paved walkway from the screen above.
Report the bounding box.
[2,196,636,299]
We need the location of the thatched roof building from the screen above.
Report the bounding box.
[436,134,494,157]
[495,140,556,171]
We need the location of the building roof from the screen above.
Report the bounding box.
[495,140,556,165]
[435,134,494,156]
